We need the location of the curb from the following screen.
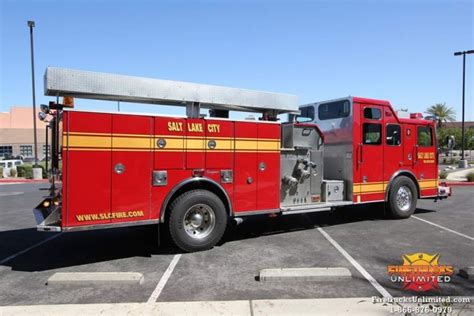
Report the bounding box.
[443,181,474,186]
[0,297,471,316]
[0,179,48,184]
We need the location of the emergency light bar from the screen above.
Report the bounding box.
[44,67,299,114]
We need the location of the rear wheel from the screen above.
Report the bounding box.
[387,176,417,219]
[168,190,227,252]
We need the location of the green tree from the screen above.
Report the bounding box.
[426,103,456,128]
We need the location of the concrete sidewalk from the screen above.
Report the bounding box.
[0,297,472,316]
[445,167,474,182]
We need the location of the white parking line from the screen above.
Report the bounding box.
[317,227,392,299]
[147,254,182,303]
[0,233,62,265]
[412,216,474,241]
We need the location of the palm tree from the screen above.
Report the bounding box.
[425,103,456,128]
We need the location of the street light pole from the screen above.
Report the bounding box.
[28,20,38,165]
[454,49,474,168]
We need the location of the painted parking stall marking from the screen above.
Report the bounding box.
[412,216,474,241]
[317,227,392,299]
[147,254,182,303]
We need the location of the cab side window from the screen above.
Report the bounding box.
[417,126,433,146]
[363,123,381,145]
[364,107,381,120]
[386,124,401,146]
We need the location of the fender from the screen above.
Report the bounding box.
[385,169,420,201]
[160,177,233,222]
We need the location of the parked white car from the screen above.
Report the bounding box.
[0,159,23,177]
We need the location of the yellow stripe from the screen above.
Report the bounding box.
[235,140,257,151]
[112,137,152,149]
[154,138,184,149]
[206,139,234,150]
[64,133,280,152]
[258,140,280,151]
[64,135,111,148]
[419,180,438,189]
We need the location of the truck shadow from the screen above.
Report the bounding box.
[0,205,436,272]
[0,226,177,272]
[223,204,436,243]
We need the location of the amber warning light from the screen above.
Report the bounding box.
[62,96,74,108]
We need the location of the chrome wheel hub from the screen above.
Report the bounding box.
[396,186,412,212]
[183,204,215,239]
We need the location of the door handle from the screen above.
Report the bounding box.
[358,144,363,165]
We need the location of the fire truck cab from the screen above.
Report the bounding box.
[34,67,450,252]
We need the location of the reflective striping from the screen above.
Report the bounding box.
[112,137,152,149]
[235,140,258,151]
[64,132,280,153]
[419,180,438,189]
[64,135,111,148]
[154,138,184,149]
[353,179,438,195]
[206,138,234,150]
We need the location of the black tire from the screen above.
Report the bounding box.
[168,190,227,252]
[387,176,418,219]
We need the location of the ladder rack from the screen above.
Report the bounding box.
[44,67,299,115]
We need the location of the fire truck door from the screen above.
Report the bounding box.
[111,115,152,222]
[359,105,384,200]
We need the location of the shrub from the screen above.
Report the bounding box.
[17,165,33,178]
[439,171,448,179]
[10,168,17,177]
[467,172,474,182]
[0,166,3,178]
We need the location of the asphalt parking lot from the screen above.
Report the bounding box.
[0,183,473,306]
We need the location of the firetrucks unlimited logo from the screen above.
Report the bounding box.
[387,253,454,292]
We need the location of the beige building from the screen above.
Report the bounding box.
[0,106,47,159]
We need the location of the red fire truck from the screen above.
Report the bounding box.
[35,67,450,252]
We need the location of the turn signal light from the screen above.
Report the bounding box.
[62,96,74,108]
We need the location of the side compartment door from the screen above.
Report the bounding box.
[234,122,257,212]
[359,105,384,201]
[256,123,280,210]
[64,112,112,227]
[111,114,152,222]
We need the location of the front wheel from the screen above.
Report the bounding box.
[387,176,417,219]
[168,190,227,252]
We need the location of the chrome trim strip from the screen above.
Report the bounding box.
[234,209,280,216]
[160,177,233,222]
[282,207,331,215]
[62,219,159,232]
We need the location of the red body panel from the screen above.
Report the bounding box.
[61,111,281,229]
[256,124,280,210]
[111,114,152,223]
[63,111,112,227]
[233,122,258,212]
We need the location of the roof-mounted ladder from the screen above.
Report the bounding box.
[44,67,299,118]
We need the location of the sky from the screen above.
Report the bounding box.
[0,0,473,120]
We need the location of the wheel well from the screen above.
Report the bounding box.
[385,172,420,201]
[160,179,232,222]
